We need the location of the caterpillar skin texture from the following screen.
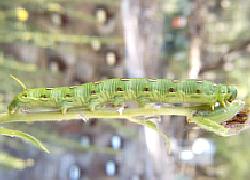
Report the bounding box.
[8,79,237,114]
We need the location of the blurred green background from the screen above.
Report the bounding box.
[0,0,249,180]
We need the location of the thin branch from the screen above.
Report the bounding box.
[199,40,250,75]
[0,106,196,123]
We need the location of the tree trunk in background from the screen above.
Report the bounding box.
[121,0,145,78]
[189,0,205,79]
[189,37,201,79]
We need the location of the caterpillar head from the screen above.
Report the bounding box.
[8,90,30,114]
[227,86,238,102]
[7,97,19,114]
[8,75,29,114]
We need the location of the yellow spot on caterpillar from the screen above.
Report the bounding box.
[147,79,157,82]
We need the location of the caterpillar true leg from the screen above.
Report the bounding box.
[210,102,216,111]
[192,100,245,136]
[220,101,226,108]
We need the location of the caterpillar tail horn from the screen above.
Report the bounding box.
[10,74,27,90]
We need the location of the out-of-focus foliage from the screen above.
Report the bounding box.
[0,152,34,169]
[215,130,250,180]
[13,124,120,155]
[214,61,249,180]
[0,52,37,72]
[0,127,49,153]
[0,31,122,46]
[229,59,250,105]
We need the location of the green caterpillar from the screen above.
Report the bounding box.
[8,77,238,115]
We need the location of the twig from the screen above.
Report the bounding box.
[0,106,196,123]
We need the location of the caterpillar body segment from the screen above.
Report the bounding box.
[8,78,238,115]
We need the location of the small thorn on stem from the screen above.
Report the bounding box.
[79,113,89,123]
